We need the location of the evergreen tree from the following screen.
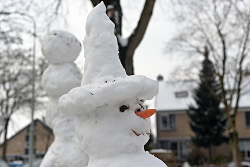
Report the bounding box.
[187,46,228,162]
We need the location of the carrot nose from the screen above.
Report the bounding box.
[135,109,156,119]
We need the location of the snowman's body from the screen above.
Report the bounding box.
[89,153,166,167]
[59,3,167,167]
[40,31,88,167]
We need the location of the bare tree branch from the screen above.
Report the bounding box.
[168,0,250,166]
[124,0,155,75]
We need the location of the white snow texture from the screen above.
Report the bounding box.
[40,30,88,167]
[41,30,81,64]
[59,3,167,167]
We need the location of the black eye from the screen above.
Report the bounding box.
[119,105,129,112]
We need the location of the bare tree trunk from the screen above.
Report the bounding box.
[125,0,155,75]
[90,0,155,75]
[2,117,9,160]
[223,96,242,167]
[229,119,241,167]
[208,144,212,164]
[231,135,241,167]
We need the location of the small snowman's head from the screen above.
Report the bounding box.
[41,30,81,64]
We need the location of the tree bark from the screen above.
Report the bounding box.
[90,0,100,6]
[223,94,242,167]
[90,0,156,75]
[2,117,9,160]
[208,144,212,164]
[230,129,241,167]
[125,0,155,75]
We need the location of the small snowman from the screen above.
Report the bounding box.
[40,30,88,167]
[58,3,167,167]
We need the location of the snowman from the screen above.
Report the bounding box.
[58,2,167,167]
[40,30,88,167]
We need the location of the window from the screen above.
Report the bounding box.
[245,111,250,127]
[24,148,36,155]
[161,114,176,130]
[25,148,29,155]
[25,135,29,141]
[239,140,250,160]
[170,114,176,129]
[175,91,188,98]
[25,142,29,148]
[159,140,189,159]
[25,134,36,142]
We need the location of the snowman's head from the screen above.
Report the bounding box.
[58,75,158,159]
[41,30,81,64]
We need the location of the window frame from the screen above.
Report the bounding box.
[245,111,250,128]
[159,139,189,159]
[239,140,250,160]
[175,91,188,98]
[161,113,177,131]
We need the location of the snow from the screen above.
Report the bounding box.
[150,149,172,153]
[155,80,197,111]
[58,2,166,167]
[106,5,114,11]
[82,3,126,86]
[117,34,128,47]
[228,161,250,167]
[182,162,191,167]
[41,30,81,64]
[42,63,82,98]
[88,152,166,167]
[156,79,250,111]
[40,30,88,167]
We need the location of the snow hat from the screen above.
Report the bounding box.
[59,2,158,117]
[81,1,127,85]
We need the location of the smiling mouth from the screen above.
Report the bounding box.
[131,129,150,136]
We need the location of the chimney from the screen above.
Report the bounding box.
[157,75,163,81]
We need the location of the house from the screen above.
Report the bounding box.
[155,75,250,161]
[0,119,54,162]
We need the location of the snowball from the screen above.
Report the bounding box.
[41,30,81,64]
[42,63,82,98]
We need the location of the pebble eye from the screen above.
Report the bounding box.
[119,105,129,112]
